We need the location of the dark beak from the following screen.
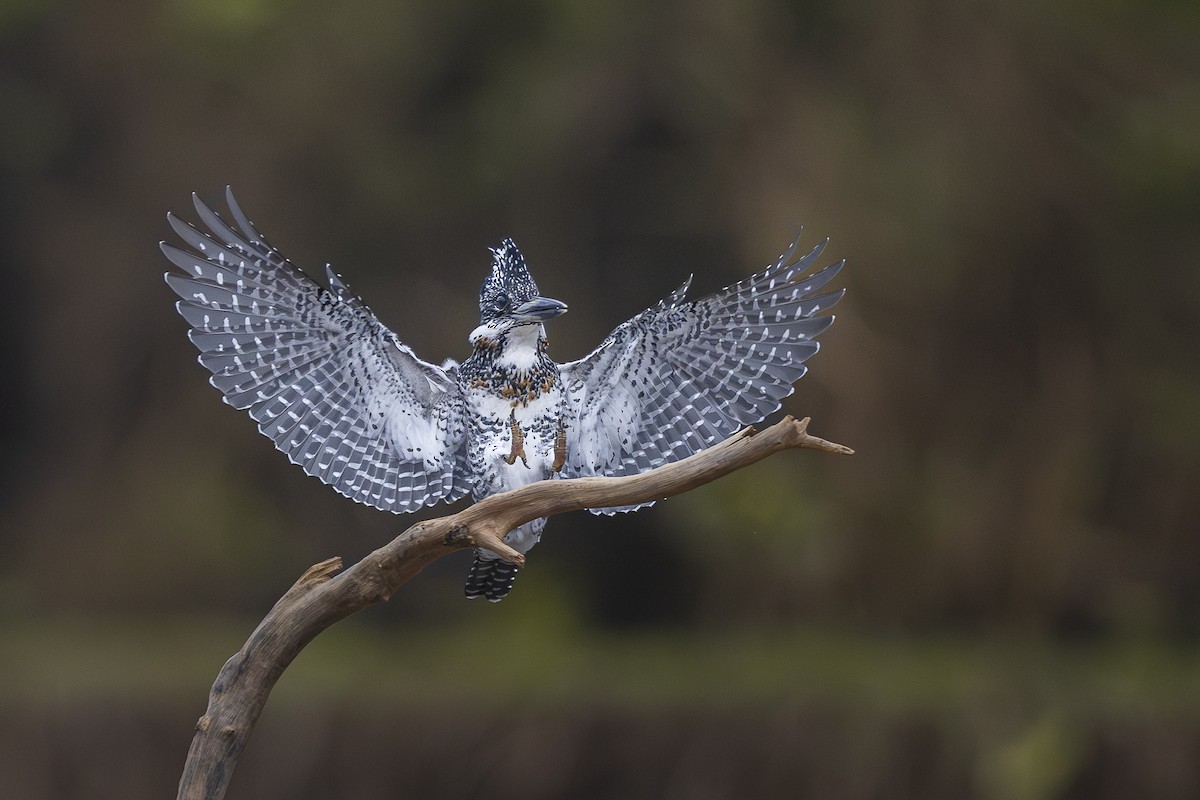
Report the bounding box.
[513,296,568,323]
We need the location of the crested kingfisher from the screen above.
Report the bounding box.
[163,189,844,601]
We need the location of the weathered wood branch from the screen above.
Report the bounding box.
[176,415,852,800]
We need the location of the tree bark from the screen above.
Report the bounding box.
[176,415,851,799]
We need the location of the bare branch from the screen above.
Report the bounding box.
[176,415,851,800]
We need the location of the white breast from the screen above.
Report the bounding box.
[495,324,545,370]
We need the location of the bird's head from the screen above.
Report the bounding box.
[470,238,567,344]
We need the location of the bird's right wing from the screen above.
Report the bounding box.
[561,234,843,513]
[162,188,470,513]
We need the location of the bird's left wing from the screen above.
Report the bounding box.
[162,188,470,513]
[560,234,843,513]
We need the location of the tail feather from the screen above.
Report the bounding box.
[464,553,519,602]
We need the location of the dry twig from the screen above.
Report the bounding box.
[176,415,852,799]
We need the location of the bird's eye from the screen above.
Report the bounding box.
[495,294,510,311]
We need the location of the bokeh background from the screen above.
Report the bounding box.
[2,0,1199,797]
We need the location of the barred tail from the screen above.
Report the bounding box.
[464,553,520,602]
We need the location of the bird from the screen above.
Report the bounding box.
[162,188,844,602]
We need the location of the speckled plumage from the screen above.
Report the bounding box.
[164,189,843,602]
[456,241,568,599]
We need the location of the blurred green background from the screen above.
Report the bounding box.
[2,0,1199,797]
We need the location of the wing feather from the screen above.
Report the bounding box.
[164,188,468,513]
[562,232,843,514]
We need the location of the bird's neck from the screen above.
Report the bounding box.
[469,323,547,370]
[461,323,559,407]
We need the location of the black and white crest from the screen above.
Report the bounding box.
[479,239,539,321]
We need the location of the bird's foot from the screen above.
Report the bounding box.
[552,421,568,473]
[504,409,530,468]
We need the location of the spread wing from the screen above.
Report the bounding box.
[162,188,470,513]
[561,233,843,513]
